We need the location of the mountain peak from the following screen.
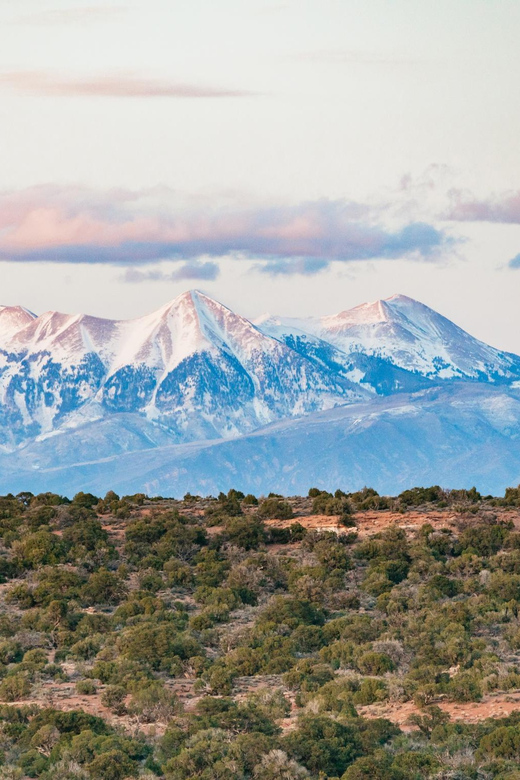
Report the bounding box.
[0,290,518,469]
[257,292,520,384]
[171,288,205,306]
[383,293,437,315]
[324,294,445,332]
[154,289,230,321]
[113,288,268,377]
[342,294,425,324]
[323,297,393,328]
[0,304,36,316]
[0,304,38,341]
[384,293,416,304]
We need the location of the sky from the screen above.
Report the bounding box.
[0,0,520,351]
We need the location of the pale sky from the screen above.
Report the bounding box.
[0,0,519,351]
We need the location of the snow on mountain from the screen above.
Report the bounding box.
[1,383,519,498]
[255,315,433,396]
[102,290,366,438]
[1,288,520,497]
[0,305,36,342]
[257,294,520,386]
[0,290,366,448]
[0,289,518,495]
[9,311,120,363]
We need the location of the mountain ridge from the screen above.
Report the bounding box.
[0,289,519,495]
[0,289,369,449]
[256,292,520,383]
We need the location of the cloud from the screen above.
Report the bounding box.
[446,190,520,223]
[508,253,520,270]
[0,185,450,273]
[171,260,219,281]
[12,6,127,25]
[0,71,257,99]
[122,261,220,283]
[256,257,329,276]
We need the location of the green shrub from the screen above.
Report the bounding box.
[88,749,137,780]
[224,516,266,550]
[352,678,388,705]
[477,725,520,761]
[101,685,127,715]
[0,673,32,702]
[283,715,363,776]
[82,569,127,605]
[76,680,97,695]
[357,652,395,676]
[258,499,293,520]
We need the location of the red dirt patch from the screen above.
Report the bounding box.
[359,691,520,731]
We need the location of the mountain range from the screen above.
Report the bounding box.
[0,290,519,496]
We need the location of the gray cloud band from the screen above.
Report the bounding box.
[0,187,451,276]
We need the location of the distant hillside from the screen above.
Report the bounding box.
[0,383,519,497]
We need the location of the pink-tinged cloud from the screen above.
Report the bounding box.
[0,185,449,273]
[0,71,257,99]
[446,190,520,223]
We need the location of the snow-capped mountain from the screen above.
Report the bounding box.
[0,289,520,496]
[0,305,36,341]
[257,294,520,390]
[0,290,365,448]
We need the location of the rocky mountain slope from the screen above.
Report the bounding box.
[1,382,518,497]
[256,294,520,393]
[0,290,519,495]
[0,290,366,448]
